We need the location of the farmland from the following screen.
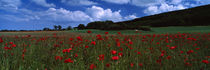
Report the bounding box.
[0,26,210,70]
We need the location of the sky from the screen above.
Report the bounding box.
[0,0,210,30]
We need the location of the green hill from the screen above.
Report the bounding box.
[116,4,210,27]
[80,5,210,30]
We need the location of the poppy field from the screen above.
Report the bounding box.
[0,31,209,70]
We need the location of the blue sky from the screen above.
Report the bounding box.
[0,0,209,30]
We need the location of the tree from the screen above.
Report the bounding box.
[43,28,51,31]
[58,25,62,30]
[67,26,72,30]
[77,24,86,30]
[54,25,58,30]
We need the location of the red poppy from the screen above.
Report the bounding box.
[90,64,96,70]
[4,47,12,50]
[62,48,72,53]
[11,44,16,47]
[55,56,63,60]
[118,53,123,56]
[85,45,89,48]
[139,63,143,67]
[91,41,96,45]
[167,56,172,59]
[117,32,121,35]
[130,63,134,67]
[202,60,209,64]
[74,54,78,57]
[106,63,110,67]
[64,58,73,63]
[76,36,82,41]
[69,38,74,41]
[170,46,176,50]
[112,56,119,60]
[87,30,92,33]
[187,50,194,54]
[99,54,104,61]
[117,42,120,47]
[111,50,117,55]
[105,32,109,34]
[0,38,3,43]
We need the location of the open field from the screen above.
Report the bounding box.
[0,26,209,70]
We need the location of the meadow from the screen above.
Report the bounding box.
[0,26,209,70]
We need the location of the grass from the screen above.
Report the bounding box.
[68,26,210,35]
[0,26,209,70]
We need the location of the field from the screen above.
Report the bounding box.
[0,26,210,70]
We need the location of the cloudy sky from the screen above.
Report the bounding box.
[0,0,209,30]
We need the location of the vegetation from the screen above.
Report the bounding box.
[0,31,209,70]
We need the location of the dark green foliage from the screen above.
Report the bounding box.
[116,4,210,27]
[43,28,51,31]
[77,24,86,30]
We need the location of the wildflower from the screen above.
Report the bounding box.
[90,64,96,70]
[112,56,119,60]
[87,30,92,33]
[55,56,63,60]
[64,58,73,63]
[111,50,117,55]
[105,32,109,34]
[91,41,96,45]
[202,60,209,64]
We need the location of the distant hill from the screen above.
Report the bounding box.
[116,4,210,27]
[81,5,210,30]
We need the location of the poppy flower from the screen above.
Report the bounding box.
[11,44,16,47]
[202,60,209,64]
[167,56,172,59]
[187,50,194,54]
[130,63,134,67]
[117,42,120,47]
[118,53,123,56]
[85,45,89,48]
[62,48,72,53]
[91,41,96,45]
[55,56,63,60]
[74,54,78,57]
[69,38,74,41]
[76,36,82,41]
[105,32,109,34]
[111,50,117,55]
[139,63,143,67]
[87,30,92,33]
[170,46,176,50]
[112,56,119,60]
[90,64,96,70]
[106,63,110,67]
[0,38,3,43]
[4,47,12,50]
[64,58,73,63]
[99,54,104,61]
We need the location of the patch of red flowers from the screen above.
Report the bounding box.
[64,58,73,63]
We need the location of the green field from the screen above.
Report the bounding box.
[69,26,210,34]
[0,26,209,70]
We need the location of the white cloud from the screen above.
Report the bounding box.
[61,0,97,6]
[86,6,123,22]
[0,0,21,11]
[124,14,137,20]
[102,0,130,4]
[39,8,92,22]
[144,2,186,15]
[32,0,55,7]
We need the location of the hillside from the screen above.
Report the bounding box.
[116,4,210,27]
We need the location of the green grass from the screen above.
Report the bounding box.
[69,26,210,35]
[0,26,210,70]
